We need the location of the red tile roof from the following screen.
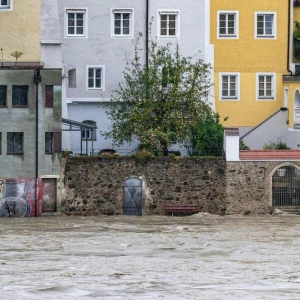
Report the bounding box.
[224,128,239,136]
[240,150,300,160]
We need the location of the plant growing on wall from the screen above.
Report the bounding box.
[102,36,213,156]
[11,50,23,66]
[263,141,290,150]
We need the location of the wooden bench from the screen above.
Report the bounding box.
[164,204,200,216]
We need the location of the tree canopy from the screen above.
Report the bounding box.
[102,39,213,155]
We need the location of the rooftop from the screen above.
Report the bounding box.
[240,150,300,161]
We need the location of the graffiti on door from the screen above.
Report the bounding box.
[0,179,35,217]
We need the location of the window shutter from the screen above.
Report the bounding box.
[53,132,62,153]
[45,85,54,108]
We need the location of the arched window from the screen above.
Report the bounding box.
[81,120,97,141]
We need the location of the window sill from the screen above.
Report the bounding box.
[66,34,86,38]
[256,35,275,39]
[221,97,238,100]
[111,34,133,39]
[12,105,28,108]
[158,35,179,39]
[257,97,275,101]
[7,153,24,155]
[218,35,238,39]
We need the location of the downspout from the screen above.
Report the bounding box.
[146,0,149,70]
[287,0,293,75]
[34,69,41,217]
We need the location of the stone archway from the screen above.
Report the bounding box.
[272,165,300,207]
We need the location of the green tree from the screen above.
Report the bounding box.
[102,39,213,156]
[192,113,224,156]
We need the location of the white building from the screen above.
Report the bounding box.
[56,0,214,155]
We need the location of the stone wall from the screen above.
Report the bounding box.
[62,157,300,216]
[63,157,227,216]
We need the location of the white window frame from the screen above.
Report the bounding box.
[255,12,277,39]
[219,72,240,101]
[256,73,276,101]
[111,8,134,38]
[86,65,105,91]
[65,8,88,38]
[157,9,180,39]
[0,0,12,11]
[217,11,239,39]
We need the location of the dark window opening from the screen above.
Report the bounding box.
[68,69,77,88]
[12,85,28,107]
[0,86,7,106]
[7,132,23,154]
[45,132,53,154]
[81,120,97,140]
[45,85,54,107]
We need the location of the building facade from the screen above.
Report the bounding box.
[211,0,300,149]
[57,0,213,156]
[0,0,62,217]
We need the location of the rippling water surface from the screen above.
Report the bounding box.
[0,214,300,299]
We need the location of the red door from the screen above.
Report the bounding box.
[42,178,57,212]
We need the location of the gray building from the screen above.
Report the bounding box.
[57,0,214,155]
[0,0,62,217]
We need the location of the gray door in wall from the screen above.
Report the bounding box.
[123,178,142,216]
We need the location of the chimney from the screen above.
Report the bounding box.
[224,128,240,161]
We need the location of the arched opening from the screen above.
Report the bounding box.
[294,90,300,127]
[272,166,300,207]
[123,178,143,216]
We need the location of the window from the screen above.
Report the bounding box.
[81,120,97,141]
[112,9,133,37]
[66,9,87,37]
[45,132,61,154]
[45,132,53,154]
[257,73,275,100]
[45,85,53,107]
[7,132,23,154]
[68,69,77,88]
[0,0,11,10]
[87,66,104,90]
[12,85,28,107]
[220,73,240,100]
[158,10,179,38]
[218,11,239,38]
[255,12,276,38]
[0,85,7,106]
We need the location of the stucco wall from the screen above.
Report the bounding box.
[211,0,288,127]
[0,0,41,62]
[62,157,299,216]
[57,0,213,152]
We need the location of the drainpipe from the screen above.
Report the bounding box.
[287,0,293,75]
[34,69,41,217]
[146,0,149,71]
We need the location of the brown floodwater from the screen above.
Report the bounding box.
[0,214,300,299]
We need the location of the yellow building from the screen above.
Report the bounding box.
[0,0,41,63]
[211,0,289,134]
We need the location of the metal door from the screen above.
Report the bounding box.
[42,178,57,212]
[123,178,142,216]
[272,166,300,207]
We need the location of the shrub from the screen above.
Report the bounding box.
[263,141,290,150]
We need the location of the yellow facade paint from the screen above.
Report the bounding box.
[0,0,41,62]
[211,0,289,128]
